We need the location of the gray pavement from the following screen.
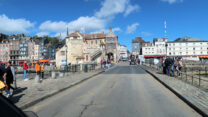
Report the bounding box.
[26,63,201,117]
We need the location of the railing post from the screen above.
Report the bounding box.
[206,67,207,77]
[199,69,201,87]
[192,68,193,85]
[185,67,187,81]
[181,68,183,79]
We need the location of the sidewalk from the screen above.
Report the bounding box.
[140,65,208,116]
[9,69,104,109]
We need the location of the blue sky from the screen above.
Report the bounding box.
[0,0,208,51]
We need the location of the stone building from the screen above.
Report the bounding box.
[105,27,119,62]
[84,32,106,63]
[56,30,88,67]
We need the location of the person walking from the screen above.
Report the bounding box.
[35,62,41,78]
[5,61,15,95]
[107,59,111,69]
[177,58,183,76]
[23,61,28,81]
[100,60,103,69]
[0,64,6,82]
[40,63,44,81]
[165,57,173,76]
[103,60,106,69]
[10,63,16,89]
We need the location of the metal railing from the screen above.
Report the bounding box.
[144,62,208,90]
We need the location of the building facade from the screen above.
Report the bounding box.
[167,37,208,61]
[142,36,208,61]
[9,39,20,65]
[142,37,167,58]
[119,45,128,59]
[0,40,10,64]
[132,37,145,55]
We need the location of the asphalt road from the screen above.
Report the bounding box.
[26,63,201,117]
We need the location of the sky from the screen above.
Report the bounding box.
[0,0,208,51]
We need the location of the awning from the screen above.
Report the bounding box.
[199,55,208,58]
[144,55,166,58]
[39,59,50,63]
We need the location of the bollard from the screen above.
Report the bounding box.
[35,74,40,83]
[59,72,64,78]
[51,71,56,79]
[199,70,201,87]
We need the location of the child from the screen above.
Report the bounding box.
[0,80,11,98]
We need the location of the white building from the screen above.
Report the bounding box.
[119,45,128,59]
[167,38,208,61]
[142,37,208,61]
[142,37,167,58]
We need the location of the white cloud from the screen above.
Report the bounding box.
[95,0,139,18]
[161,0,183,4]
[39,21,67,32]
[39,16,106,34]
[124,4,140,17]
[126,23,139,34]
[0,14,34,34]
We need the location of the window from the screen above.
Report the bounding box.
[91,41,93,45]
[201,52,203,54]
[61,51,65,56]
[193,48,195,50]
[96,40,97,44]
[169,52,171,55]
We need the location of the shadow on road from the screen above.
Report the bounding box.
[13,87,27,95]
[11,94,25,103]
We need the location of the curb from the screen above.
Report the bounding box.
[139,66,208,117]
[20,70,105,110]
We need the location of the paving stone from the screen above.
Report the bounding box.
[9,70,103,108]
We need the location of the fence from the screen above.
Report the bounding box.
[144,62,208,90]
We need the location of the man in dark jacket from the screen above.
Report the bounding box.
[0,64,6,82]
[5,61,14,93]
[165,57,173,76]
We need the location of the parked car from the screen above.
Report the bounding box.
[130,59,136,65]
[0,95,38,117]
